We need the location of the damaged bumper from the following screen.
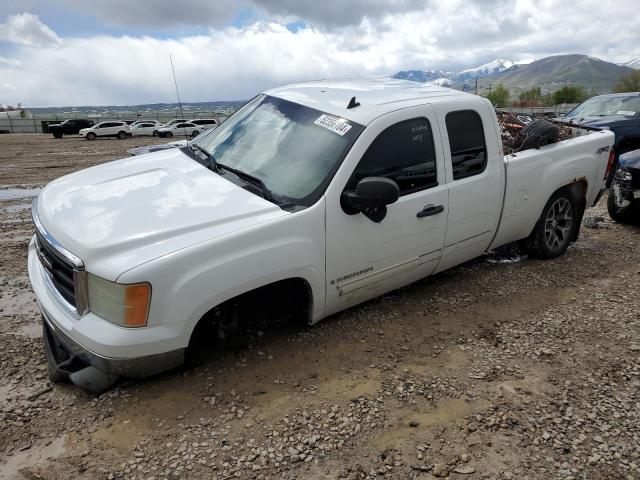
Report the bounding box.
[41,308,184,392]
[611,167,640,210]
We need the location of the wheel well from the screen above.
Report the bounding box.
[188,278,312,346]
[562,179,588,242]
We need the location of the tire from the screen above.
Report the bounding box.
[516,119,560,151]
[86,132,96,141]
[117,131,127,140]
[165,132,173,138]
[521,190,577,259]
[607,189,634,224]
[152,130,158,137]
[52,132,63,139]
[192,130,199,137]
[42,324,68,384]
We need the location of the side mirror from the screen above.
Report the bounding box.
[342,177,399,223]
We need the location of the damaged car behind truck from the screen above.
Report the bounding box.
[608,149,640,222]
[28,79,615,392]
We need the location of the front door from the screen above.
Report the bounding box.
[325,107,448,315]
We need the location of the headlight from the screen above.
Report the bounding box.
[615,167,633,182]
[87,273,151,327]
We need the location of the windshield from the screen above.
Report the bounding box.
[195,95,364,205]
[566,95,640,118]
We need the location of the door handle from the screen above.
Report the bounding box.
[417,204,444,218]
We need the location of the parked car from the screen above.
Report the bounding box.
[607,148,640,222]
[28,79,614,392]
[564,92,640,185]
[157,122,203,138]
[127,129,216,156]
[161,119,187,127]
[130,121,162,137]
[187,118,218,129]
[79,121,130,140]
[49,119,94,138]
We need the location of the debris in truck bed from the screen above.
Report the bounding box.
[497,111,576,155]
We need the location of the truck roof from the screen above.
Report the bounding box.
[265,78,478,125]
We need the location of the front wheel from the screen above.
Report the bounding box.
[521,190,576,259]
[165,131,173,138]
[117,131,127,139]
[191,130,200,137]
[86,132,96,141]
[53,132,62,139]
[152,130,158,137]
[607,189,634,224]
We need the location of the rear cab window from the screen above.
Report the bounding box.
[445,110,487,180]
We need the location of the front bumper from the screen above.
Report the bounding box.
[41,306,184,379]
[28,237,186,388]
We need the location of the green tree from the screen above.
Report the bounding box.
[614,71,640,93]
[518,86,542,103]
[486,84,510,107]
[553,85,588,104]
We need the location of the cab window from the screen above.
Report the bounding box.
[445,110,487,180]
[347,118,438,196]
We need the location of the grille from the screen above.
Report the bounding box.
[35,232,76,306]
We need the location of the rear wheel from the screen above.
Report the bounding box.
[117,131,127,139]
[191,130,200,137]
[152,130,158,137]
[521,190,576,259]
[86,132,96,141]
[53,132,63,139]
[165,131,173,138]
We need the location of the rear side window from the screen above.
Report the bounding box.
[446,110,487,180]
[349,118,438,195]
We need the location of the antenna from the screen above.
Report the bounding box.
[169,54,184,119]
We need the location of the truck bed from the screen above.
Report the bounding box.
[490,125,615,249]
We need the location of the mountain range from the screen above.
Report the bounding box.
[393,54,639,96]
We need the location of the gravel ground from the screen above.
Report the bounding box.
[0,134,638,480]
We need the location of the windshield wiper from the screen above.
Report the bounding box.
[216,162,274,202]
[189,143,220,172]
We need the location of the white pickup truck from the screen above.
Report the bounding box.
[28,79,615,392]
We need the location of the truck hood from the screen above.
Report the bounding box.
[564,115,640,129]
[36,148,287,280]
[619,149,640,170]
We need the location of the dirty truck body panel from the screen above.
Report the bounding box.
[27,79,614,390]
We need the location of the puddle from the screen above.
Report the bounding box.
[316,369,381,399]
[18,322,42,339]
[1,203,31,214]
[0,436,66,480]
[485,243,527,264]
[92,421,144,451]
[0,188,41,201]
[373,397,488,448]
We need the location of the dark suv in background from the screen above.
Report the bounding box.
[564,92,640,184]
[48,119,94,138]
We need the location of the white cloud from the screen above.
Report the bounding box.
[0,12,60,47]
[0,1,639,106]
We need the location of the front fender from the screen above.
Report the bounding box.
[117,201,326,349]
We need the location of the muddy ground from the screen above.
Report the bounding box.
[0,133,639,480]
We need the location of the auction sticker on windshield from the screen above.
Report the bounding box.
[616,110,636,116]
[314,114,352,136]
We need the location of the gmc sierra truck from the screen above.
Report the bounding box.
[28,79,615,392]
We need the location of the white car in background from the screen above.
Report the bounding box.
[130,121,163,137]
[187,118,218,130]
[162,119,187,127]
[157,122,204,138]
[79,121,130,140]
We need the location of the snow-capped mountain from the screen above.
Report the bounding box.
[393,59,515,86]
[622,56,640,69]
[457,59,514,80]
[392,70,455,83]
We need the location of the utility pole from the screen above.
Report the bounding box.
[488,84,493,96]
[474,76,478,95]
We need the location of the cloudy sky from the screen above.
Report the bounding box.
[0,0,638,107]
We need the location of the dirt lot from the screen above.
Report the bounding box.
[1,133,639,480]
